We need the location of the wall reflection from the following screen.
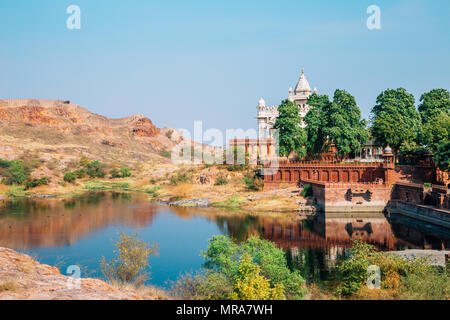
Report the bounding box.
[0,192,448,256]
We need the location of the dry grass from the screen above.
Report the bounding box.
[108,280,171,300]
[16,260,36,275]
[0,278,19,293]
[171,183,194,199]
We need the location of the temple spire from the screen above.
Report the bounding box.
[295,68,312,95]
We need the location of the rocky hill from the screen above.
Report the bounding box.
[0,247,162,300]
[0,99,179,164]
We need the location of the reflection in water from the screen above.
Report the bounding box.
[0,192,158,249]
[0,192,448,286]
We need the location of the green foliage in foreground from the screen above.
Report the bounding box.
[100,233,159,286]
[335,241,449,299]
[230,252,286,300]
[170,236,298,300]
[200,236,308,300]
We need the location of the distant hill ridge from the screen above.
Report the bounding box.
[0,98,175,164]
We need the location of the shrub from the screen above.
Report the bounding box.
[100,233,159,286]
[160,150,172,159]
[0,159,30,185]
[201,236,308,300]
[74,168,86,179]
[25,177,49,190]
[214,174,228,186]
[63,172,77,183]
[400,268,450,300]
[110,168,121,179]
[119,167,132,178]
[230,253,285,300]
[243,172,264,191]
[170,271,233,300]
[334,240,444,299]
[165,130,173,139]
[86,160,106,178]
[170,170,191,185]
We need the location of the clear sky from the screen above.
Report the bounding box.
[1,0,449,138]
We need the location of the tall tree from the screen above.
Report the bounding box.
[418,88,450,124]
[304,93,330,155]
[273,99,307,158]
[324,90,369,158]
[434,141,450,172]
[305,90,368,158]
[370,88,420,153]
[420,111,449,154]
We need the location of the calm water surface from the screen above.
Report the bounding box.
[0,192,448,287]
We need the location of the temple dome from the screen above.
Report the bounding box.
[295,69,312,94]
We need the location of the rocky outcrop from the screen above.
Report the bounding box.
[0,247,154,300]
[168,198,210,208]
[0,99,170,164]
[0,99,223,167]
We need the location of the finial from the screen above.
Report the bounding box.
[301,68,305,75]
[258,97,266,107]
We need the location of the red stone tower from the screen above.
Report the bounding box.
[383,145,394,184]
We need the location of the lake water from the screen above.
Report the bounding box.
[0,192,449,287]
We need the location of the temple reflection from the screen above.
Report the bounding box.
[0,192,448,259]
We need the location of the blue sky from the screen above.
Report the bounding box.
[1,0,449,138]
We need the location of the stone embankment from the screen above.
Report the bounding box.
[0,247,155,300]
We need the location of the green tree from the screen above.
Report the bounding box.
[418,88,450,124]
[273,99,307,158]
[305,91,368,158]
[420,111,449,153]
[230,253,286,300]
[434,141,450,172]
[201,235,308,299]
[370,88,420,154]
[304,93,330,155]
[323,90,368,157]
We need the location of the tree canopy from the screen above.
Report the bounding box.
[434,141,450,172]
[305,90,368,158]
[273,99,307,158]
[370,88,420,152]
[418,88,450,124]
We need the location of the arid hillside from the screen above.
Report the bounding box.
[0,99,180,164]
